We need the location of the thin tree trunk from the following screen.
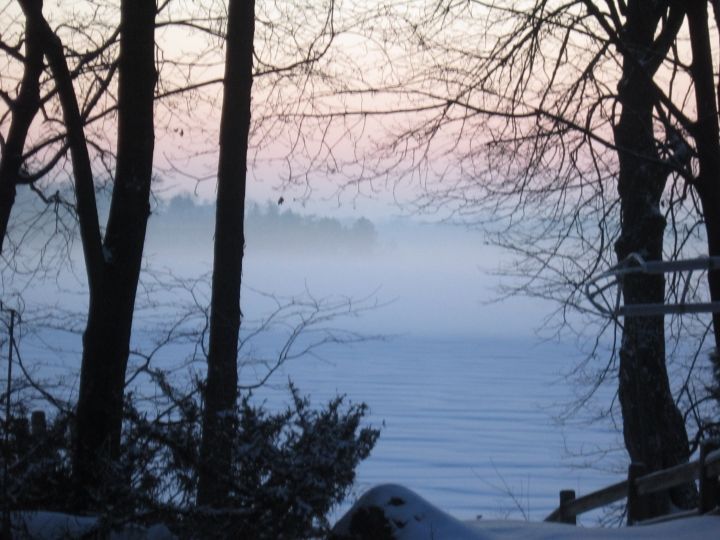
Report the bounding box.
[613,1,694,518]
[73,0,156,506]
[0,0,44,253]
[17,0,105,286]
[197,0,255,507]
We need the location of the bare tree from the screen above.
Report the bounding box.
[685,0,720,357]
[2,0,357,512]
[13,0,156,506]
[71,0,156,504]
[0,0,43,254]
[197,0,255,507]
[312,0,720,516]
[607,1,693,515]
[0,1,121,264]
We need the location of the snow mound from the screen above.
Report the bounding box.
[331,483,482,539]
[332,484,720,540]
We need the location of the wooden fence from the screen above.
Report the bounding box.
[545,439,720,526]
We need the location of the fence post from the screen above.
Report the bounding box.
[627,462,647,525]
[699,439,720,514]
[558,489,576,525]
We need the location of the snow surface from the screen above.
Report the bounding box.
[10,486,720,539]
[253,336,622,522]
[332,484,720,540]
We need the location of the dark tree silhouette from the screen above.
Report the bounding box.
[0,0,43,254]
[71,0,157,504]
[197,0,255,507]
[609,1,692,516]
[322,0,720,516]
[12,0,156,506]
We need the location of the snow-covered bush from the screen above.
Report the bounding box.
[220,386,380,538]
[119,379,379,538]
[0,375,378,539]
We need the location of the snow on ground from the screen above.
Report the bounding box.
[9,511,174,539]
[469,518,720,540]
[332,484,720,540]
[10,484,719,539]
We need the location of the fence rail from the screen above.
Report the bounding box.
[545,439,720,526]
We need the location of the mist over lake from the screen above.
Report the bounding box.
[145,196,554,338]
[5,3,720,536]
[4,195,623,523]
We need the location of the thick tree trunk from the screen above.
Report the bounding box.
[73,0,156,506]
[0,0,44,253]
[613,1,694,518]
[197,0,255,507]
[687,1,720,354]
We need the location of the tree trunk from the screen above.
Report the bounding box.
[73,0,156,506]
[687,1,720,354]
[197,0,255,507]
[0,0,44,253]
[613,1,694,518]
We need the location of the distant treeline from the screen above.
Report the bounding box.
[153,196,378,254]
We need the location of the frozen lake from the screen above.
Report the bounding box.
[13,305,625,524]
[5,207,627,524]
[245,333,624,523]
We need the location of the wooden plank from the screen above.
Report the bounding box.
[544,508,561,523]
[545,480,628,521]
[619,302,720,317]
[636,460,700,496]
[640,257,720,274]
[564,480,628,517]
[544,446,720,525]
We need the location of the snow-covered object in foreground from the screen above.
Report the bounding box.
[331,484,487,539]
[332,484,720,540]
[11,511,175,539]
